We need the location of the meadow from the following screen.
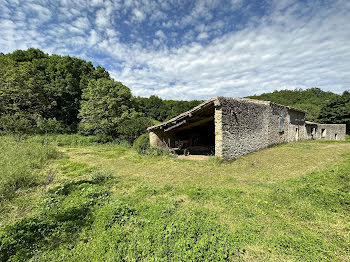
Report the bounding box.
[0,135,349,261]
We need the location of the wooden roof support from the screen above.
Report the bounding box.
[175,116,214,131]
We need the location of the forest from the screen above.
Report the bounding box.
[0,48,201,142]
[1,48,349,140]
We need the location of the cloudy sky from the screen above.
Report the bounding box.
[1,0,349,100]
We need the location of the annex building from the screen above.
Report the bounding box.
[147,97,346,160]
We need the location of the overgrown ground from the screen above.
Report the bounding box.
[1,135,349,261]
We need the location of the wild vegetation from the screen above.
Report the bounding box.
[0,136,59,200]
[1,48,350,260]
[2,48,348,141]
[0,48,200,140]
[1,135,349,261]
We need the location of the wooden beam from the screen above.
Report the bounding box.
[175,116,214,131]
[164,120,186,132]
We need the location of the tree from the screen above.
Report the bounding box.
[318,91,350,134]
[117,114,153,142]
[0,56,45,133]
[78,78,133,137]
[248,88,339,121]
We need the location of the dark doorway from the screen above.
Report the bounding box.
[173,119,215,155]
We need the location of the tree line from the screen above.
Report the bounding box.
[0,48,348,140]
[0,48,201,141]
[248,88,350,134]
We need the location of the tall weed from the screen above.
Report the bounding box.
[0,136,59,199]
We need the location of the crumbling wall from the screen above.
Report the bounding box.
[218,98,270,160]
[267,103,289,145]
[305,124,317,140]
[217,98,307,160]
[286,110,307,142]
[315,124,346,140]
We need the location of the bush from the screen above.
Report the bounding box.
[146,146,172,156]
[0,114,36,134]
[118,116,153,143]
[36,116,63,134]
[133,134,150,154]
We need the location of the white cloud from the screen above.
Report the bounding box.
[88,29,100,46]
[197,32,208,40]
[132,8,146,22]
[73,17,90,30]
[95,8,110,28]
[155,30,166,39]
[0,0,349,100]
[108,1,350,99]
[25,3,52,21]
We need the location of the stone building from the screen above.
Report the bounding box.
[147,97,346,160]
[305,121,346,141]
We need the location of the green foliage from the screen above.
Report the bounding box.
[0,136,59,200]
[78,78,133,137]
[135,95,202,122]
[0,173,113,261]
[248,88,340,122]
[318,91,350,134]
[146,146,172,156]
[26,134,128,147]
[0,113,36,134]
[133,133,150,154]
[27,201,235,261]
[117,115,153,142]
[0,48,111,134]
[36,116,63,134]
[9,48,47,62]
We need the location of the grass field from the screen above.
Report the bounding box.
[0,135,349,261]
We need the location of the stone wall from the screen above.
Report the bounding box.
[149,97,346,161]
[315,124,346,140]
[286,109,307,142]
[217,97,307,160]
[217,97,271,160]
[214,106,223,158]
[305,124,317,140]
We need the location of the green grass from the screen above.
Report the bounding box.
[0,136,59,200]
[26,134,131,147]
[1,135,350,261]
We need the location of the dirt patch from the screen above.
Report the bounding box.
[177,155,211,161]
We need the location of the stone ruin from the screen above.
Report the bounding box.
[147,97,346,160]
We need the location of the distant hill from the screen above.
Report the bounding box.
[247,88,339,122]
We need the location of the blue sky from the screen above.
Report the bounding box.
[1,0,349,100]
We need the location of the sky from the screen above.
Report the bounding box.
[1,0,349,100]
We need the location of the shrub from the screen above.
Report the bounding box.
[0,114,36,134]
[133,134,150,154]
[118,116,153,143]
[146,146,172,156]
[35,116,63,134]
